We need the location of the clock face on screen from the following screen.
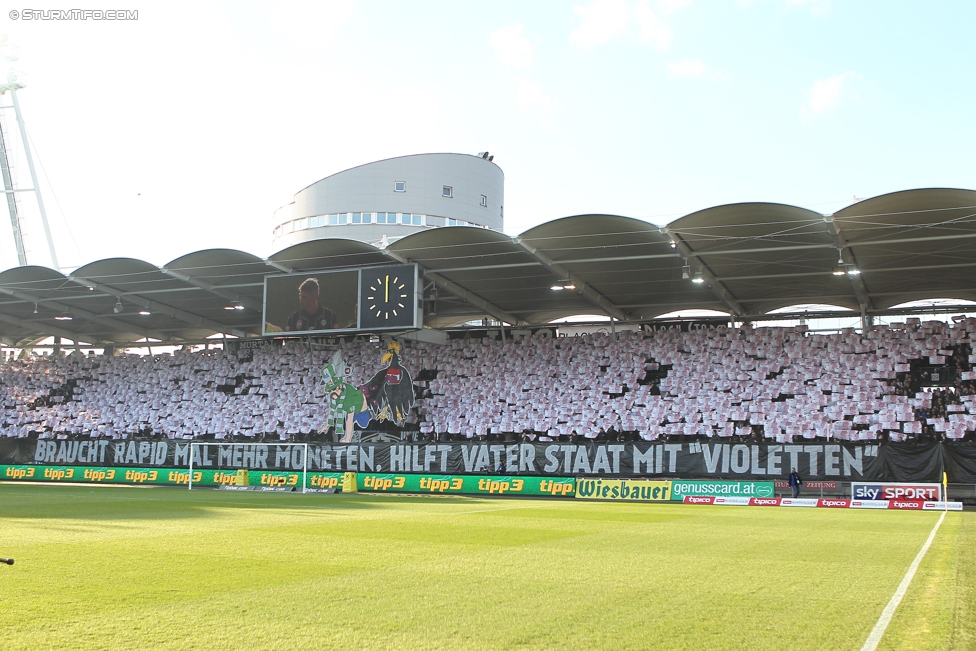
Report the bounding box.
[360,265,416,329]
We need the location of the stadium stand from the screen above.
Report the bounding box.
[1,319,975,443]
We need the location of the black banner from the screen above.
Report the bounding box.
[4,438,976,482]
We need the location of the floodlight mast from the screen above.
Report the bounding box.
[0,37,59,269]
[0,111,25,265]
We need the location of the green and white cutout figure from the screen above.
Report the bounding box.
[320,351,369,443]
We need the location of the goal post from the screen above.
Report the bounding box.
[187,441,309,493]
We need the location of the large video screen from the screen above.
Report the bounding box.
[263,264,419,336]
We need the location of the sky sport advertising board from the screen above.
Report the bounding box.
[850,482,943,502]
[262,264,419,336]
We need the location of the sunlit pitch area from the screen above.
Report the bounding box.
[1,483,973,650]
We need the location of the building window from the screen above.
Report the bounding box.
[442,185,453,198]
[328,214,338,225]
[394,181,406,192]
[412,214,423,225]
[296,217,307,230]
[480,194,487,207]
[363,212,373,224]
[352,212,362,224]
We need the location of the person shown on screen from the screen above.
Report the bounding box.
[285,278,339,332]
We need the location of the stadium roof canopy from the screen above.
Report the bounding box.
[1,187,975,346]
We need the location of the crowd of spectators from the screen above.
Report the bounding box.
[1,317,975,443]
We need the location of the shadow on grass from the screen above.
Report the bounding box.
[0,483,387,521]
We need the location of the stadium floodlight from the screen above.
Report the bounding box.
[681,265,691,279]
[847,269,861,276]
[691,273,705,284]
[0,37,59,270]
[54,315,71,321]
[114,299,123,314]
[188,441,309,493]
[832,269,846,276]
[550,285,564,291]
[138,310,151,316]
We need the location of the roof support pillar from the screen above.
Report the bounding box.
[0,311,100,343]
[265,260,293,274]
[0,285,171,341]
[514,236,631,322]
[662,227,747,318]
[824,215,873,314]
[68,275,252,339]
[161,268,262,312]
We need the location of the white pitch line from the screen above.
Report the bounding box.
[860,510,947,651]
[444,503,557,516]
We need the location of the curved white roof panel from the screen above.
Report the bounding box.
[0,188,974,344]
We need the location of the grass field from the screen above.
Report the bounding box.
[0,484,972,650]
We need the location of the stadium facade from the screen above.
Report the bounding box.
[271,153,504,250]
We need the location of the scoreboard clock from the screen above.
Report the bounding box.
[359,264,418,330]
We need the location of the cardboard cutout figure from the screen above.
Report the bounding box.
[320,344,416,441]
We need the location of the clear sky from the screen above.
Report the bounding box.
[0,0,973,271]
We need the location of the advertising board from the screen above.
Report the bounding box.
[0,464,347,489]
[778,498,819,507]
[817,499,851,508]
[357,473,575,497]
[670,480,775,500]
[851,482,942,501]
[749,498,782,506]
[774,480,839,491]
[575,479,671,501]
[849,500,892,509]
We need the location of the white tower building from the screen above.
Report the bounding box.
[272,152,504,249]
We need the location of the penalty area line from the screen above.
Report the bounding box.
[860,510,947,651]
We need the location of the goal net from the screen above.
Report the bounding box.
[187,442,310,493]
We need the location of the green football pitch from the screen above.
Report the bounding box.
[0,484,973,650]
